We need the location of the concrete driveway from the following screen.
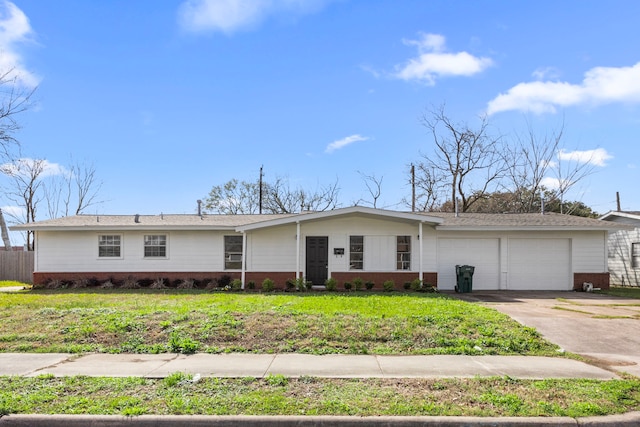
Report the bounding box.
[450,290,640,377]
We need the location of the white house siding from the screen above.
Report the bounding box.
[35,230,228,273]
[608,227,640,286]
[245,225,297,271]
[299,216,421,275]
[436,237,500,291]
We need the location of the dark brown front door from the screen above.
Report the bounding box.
[306,236,328,285]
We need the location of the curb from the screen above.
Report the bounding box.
[2,413,640,426]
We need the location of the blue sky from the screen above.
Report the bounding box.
[1,0,639,231]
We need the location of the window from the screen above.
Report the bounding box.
[225,235,243,270]
[98,235,121,257]
[350,235,363,270]
[633,243,640,268]
[397,235,411,270]
[144,235,166,258]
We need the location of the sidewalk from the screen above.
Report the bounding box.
[0,352,619,379]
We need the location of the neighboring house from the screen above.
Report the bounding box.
[599,211,640,286]
[11,206,623,290]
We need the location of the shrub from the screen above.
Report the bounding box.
[365,280,375,290]
[150,278,167,289]
[230,279,242,291]
[262,278,275,292]
[177,279,195,289]
[121,276,140,289]
[422,283,437,293]
[325,277,337,291]
[285,278,296,291]
[411,278,423,291]
[218,275,232,288]
[353,277,364,291]
[46,279,65,289]
[294,277,308,292]
[383,280,395,292]
[247,280,256,290]
[343,281,352,291]
[403,281,411,290]
[100,280,115,289]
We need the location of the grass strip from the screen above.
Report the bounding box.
[0,374,638,418]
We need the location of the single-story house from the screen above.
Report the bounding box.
[12,206,624,290]
[599,210,640,286]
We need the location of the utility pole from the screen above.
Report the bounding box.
[259,165,264,214]
[616,191,621,211]
[411,164,415,212]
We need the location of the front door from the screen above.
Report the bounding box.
[306,236,328,285]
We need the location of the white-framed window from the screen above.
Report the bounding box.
[225,235,243,270]
[397,235,411,270]
[350,235,363,270]
[98,235,121,258]
[144,234,167,258]
[632,242,640,268]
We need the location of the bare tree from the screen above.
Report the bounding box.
[0,158,46,250]
[355,171,383,208]
[0,69,37,160]
[413,105,506,212]
[204,179,260,214]
[501,119,596,214]
[44,160,103,218]
[204,175,341,214]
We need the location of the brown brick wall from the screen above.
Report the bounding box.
[573,272,610,290]
[330,272,437,290]
[33,271,241,286]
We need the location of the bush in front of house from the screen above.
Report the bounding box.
[247,280,256,290]
[325,277,337,291]
[383,280,395,292]
[353,277,364,291]
[410,278,422,291]
[262,278,275,292]
[343,281,352,291]
[230,279,242,291]
[365,280,375,290]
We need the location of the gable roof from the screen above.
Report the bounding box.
[599,210,640,223]
[11,206,626,232]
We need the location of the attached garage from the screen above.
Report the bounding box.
[437,238,500,291]
[507,238,571,290]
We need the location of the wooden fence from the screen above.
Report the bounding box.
[0,251,34,283]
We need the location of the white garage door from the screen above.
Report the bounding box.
[508,238,571,290]
[437,238,500,291]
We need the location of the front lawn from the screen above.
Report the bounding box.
[0,290,558,356]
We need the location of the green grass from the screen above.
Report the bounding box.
[0,290,559,356]
[598,286,640,299]
[0,375,638,417]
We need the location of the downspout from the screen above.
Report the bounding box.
[296,222,301,280]
[241,231,247,289]
[419,222,424,283]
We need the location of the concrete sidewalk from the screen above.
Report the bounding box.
[0,352,619,379]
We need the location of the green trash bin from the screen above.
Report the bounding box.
[455,265,475,293]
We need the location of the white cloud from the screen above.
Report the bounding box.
[557,148,612,167]
[532,66,560,81]
[0,158,67,178]
[393,33,493,85]
[178,0,331,34]
[325,134,368,154]
[540,176,562,190]
[487,62,640,115]
[0,1,39,87]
